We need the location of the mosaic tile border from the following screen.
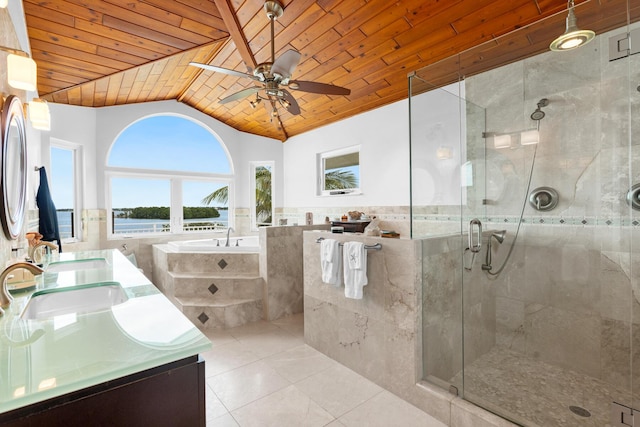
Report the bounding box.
[412,215,640,227]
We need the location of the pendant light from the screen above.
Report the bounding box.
[550,0,595,51]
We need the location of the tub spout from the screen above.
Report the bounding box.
[0,262,45,315]
[225,227,235,247]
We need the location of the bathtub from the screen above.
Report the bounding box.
[167,236,260,253]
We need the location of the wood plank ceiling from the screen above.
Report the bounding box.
[23,0,636,141]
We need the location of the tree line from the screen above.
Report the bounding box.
[115,206,220,220]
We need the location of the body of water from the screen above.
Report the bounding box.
[56,209,229,237]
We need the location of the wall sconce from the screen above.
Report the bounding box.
[0,0,7,8]
[1,46,37,91]
[26,98,51,131]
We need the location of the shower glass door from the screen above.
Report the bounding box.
[412,1,638,425]
[409,68,488,396]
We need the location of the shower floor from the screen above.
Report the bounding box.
[451,347,631,426]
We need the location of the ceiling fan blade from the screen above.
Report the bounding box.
[272,50,301,79]
[289,80,350,96]
[189,62,258,80]
[280,89,301,115]
[220,87,261,104]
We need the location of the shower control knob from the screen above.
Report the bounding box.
[626,184,640,211]
[529,187,559,211]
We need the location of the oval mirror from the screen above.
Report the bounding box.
[0,95,27,240]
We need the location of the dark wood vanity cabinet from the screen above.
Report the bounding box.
[0,355,206,427]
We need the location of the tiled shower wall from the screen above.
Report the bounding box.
[417,23,640,405]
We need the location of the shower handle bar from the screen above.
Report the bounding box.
[468,219,482,253]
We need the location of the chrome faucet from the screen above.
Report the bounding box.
[225,227,235,247]
[0,262,45,315]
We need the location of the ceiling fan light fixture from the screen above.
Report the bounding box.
[189,0,350,131]
[279,98,290,109]
[250,97,262,109]
[550,0,595,51]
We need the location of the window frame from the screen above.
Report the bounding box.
[106,168,234,238]
[104,114,234,239]
[50,139,83,243]
[249,161,275,231]
[317,145,361,196]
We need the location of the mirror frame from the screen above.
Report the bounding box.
[0,95,27,240]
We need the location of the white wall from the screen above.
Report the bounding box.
[282,83,461,210]
[283,100,411,208]
[46,104,97,207]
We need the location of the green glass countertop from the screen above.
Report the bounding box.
[0,249,211,414]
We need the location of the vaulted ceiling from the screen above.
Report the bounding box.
[23,0,637,141]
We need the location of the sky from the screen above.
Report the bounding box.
[50,116,230,209]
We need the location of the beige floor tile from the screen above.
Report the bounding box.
[262,344,338,383]
[227,320,282,340]
[206,384,230,420]
[294,363,384,417]
[207,413,239,427]
[338,390,447,427]
[208,360,291,411]
[231,384,335,427]
[201,340,261,377]
[202,328,238,348]
[271,313,305,336]
[233,327,305,358]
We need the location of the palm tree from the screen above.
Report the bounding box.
[200,167,273,226]
[323,170,358,190]
[254,166,272,225]
[201,186,227,206]
[201,169,356,225]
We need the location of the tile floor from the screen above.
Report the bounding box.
[200,313,446,427]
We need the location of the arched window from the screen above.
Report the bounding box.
[106,115,233,236]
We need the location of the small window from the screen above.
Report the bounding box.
[318,146,360,195]
[250,162,274,229]
[50,144,82,242]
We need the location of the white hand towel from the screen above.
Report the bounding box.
[320,238,341,287]
[343,241,367,299]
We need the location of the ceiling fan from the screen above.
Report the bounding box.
[189,0,351,124]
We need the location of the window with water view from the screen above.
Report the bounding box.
[106,115,232,236]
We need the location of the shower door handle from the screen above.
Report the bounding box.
[468,219,482,253]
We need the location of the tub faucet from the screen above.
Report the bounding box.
[225,227,235,247]
[0,262,45,316]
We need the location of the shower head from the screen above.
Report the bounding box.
[530,109,545,120]
[530,98,549,121]
[491,230,507,244]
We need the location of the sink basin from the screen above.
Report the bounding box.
[21,282,128,320]
[46,258,108,273]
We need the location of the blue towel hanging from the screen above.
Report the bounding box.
[36,167,62,252]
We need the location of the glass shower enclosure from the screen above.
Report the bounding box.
[410,1,639,426]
